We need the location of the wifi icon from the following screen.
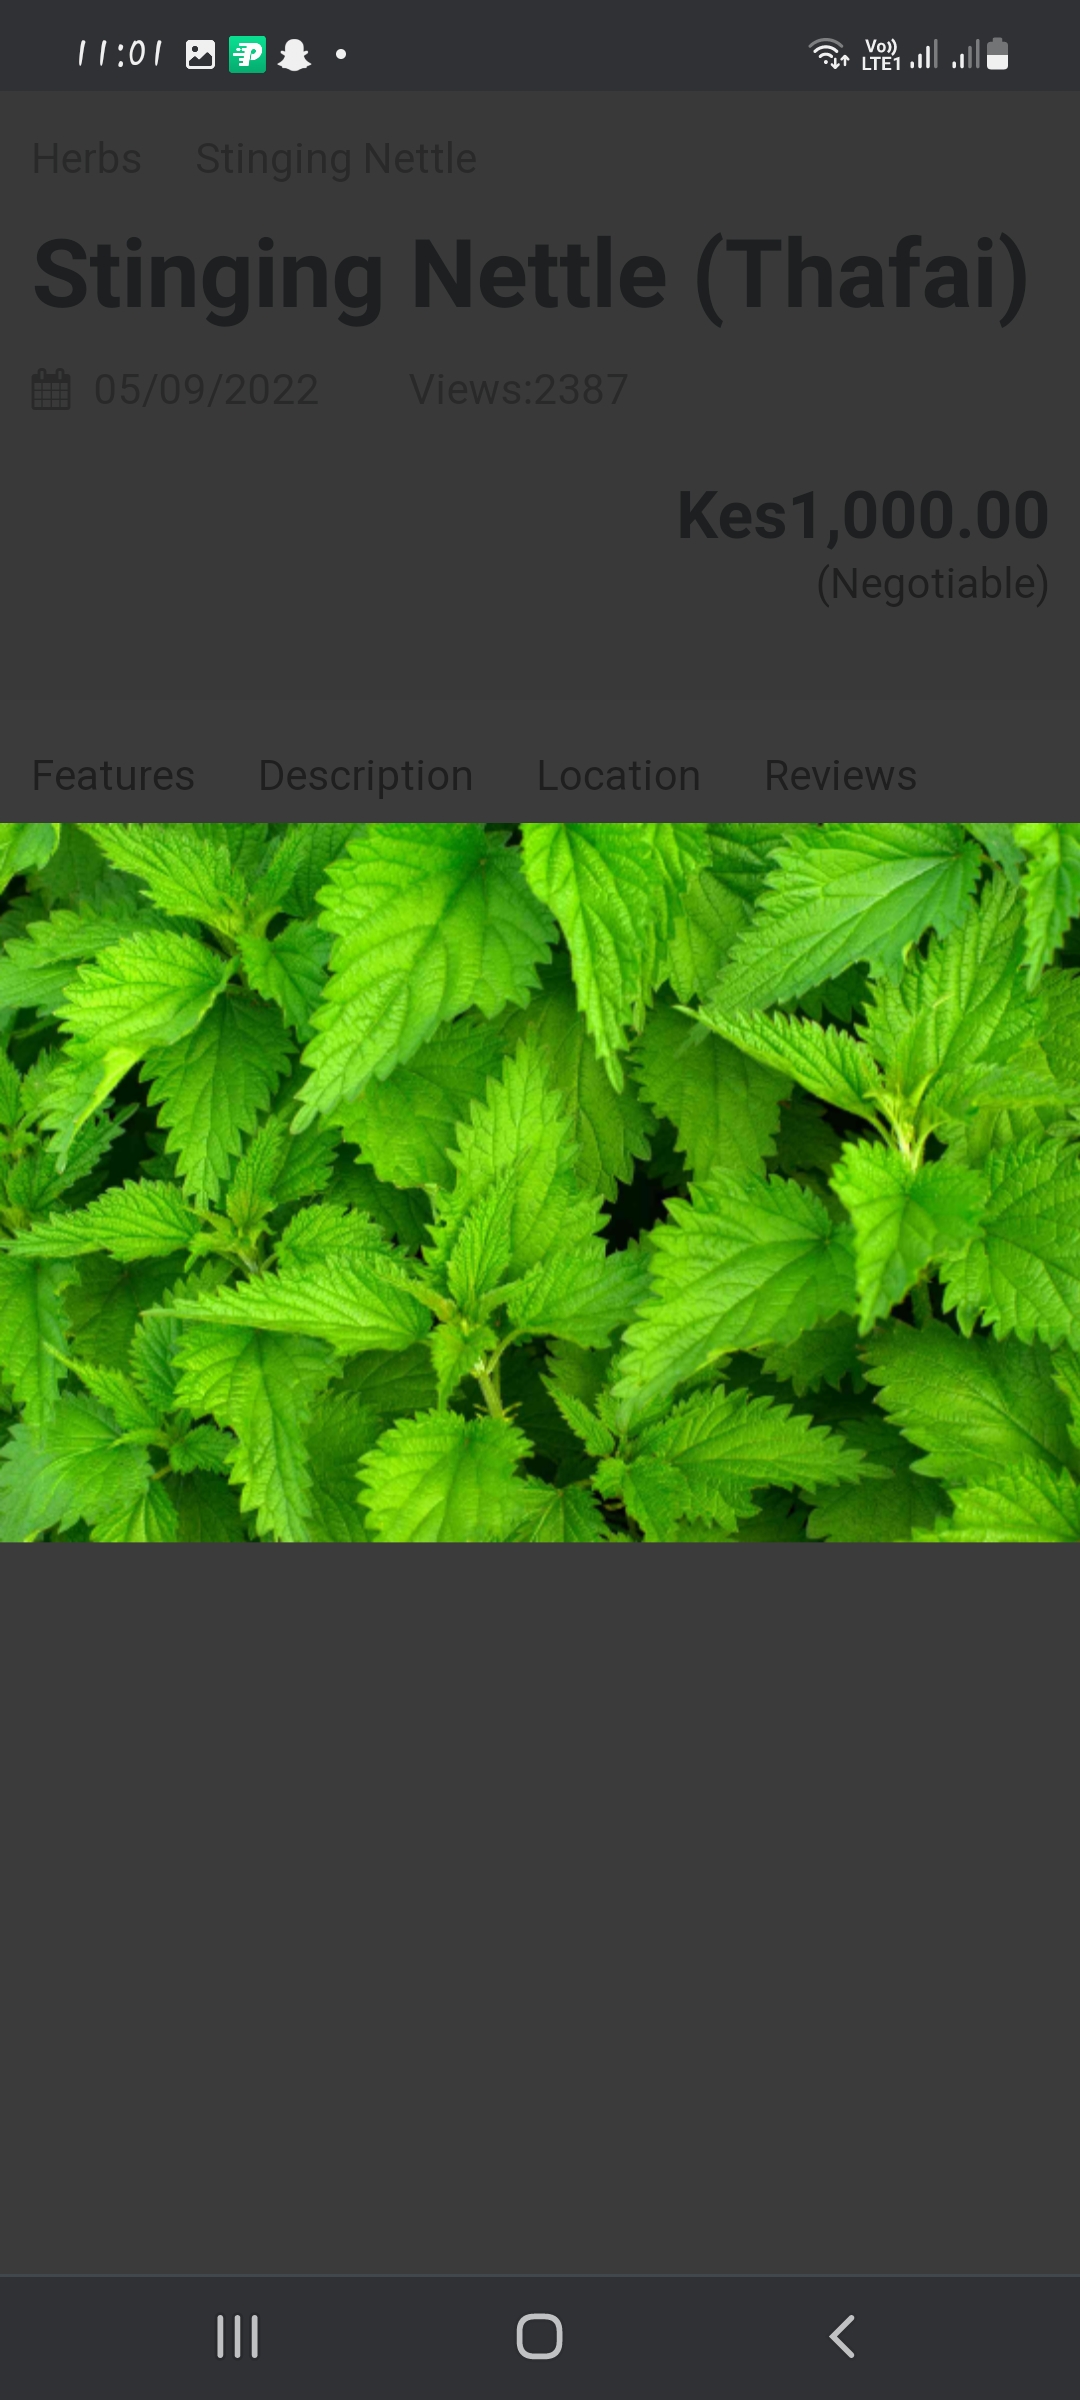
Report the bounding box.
[809,37,850,66]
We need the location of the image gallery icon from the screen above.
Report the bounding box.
[229,36,266,71]
[185,38,216,68]
[31,368,70,410]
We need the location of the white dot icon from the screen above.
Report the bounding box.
[336,47,346,57]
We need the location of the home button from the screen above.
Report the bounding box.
[517,2314,564,2359]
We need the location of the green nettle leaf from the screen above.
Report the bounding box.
[864,1319,1080,1486]
[130,1309,183,1418]
[650,824,716,953]
[0,903,143,1016]
[173,1324,333,1542]
[940,1135,1080,1348]
[144,990,293,1208]
[335,1017,506,1191]
[295,823,554,1125]
[81,823,251,934]
[965,823,1025,877]
[519,821,707,1085]
[1042,971,1080,1087]
[168,1424,236,1476]
[596,1383,865,1541]
[341,1344,438,1423]
[831,1141,987,1332]
[773,1094,843,1178]
[806,1415,947,1544]
[272,1201,392,1273]
[706,824,795,904]
[513,1481,616,1542]
[0,822,61,897]
[429,1315,497,1406]
[496,1347,590,1476]
[759,1318,864,1396]
[59,928,235,1058]
[92,1480,181,1545]
[0,1395,152,1542]
[545,1382,617,1458]
[0,1254,76,1429]
[57,1351,159,1435]
[238,920,331,1037]
[63,1256,179,1371]
[1012,823,1080,987]
[864,873,1031,1077]
[0,1047,23,1129]
[3,814,1078,1542]
[37,1050,144,1166]
[504,960,652,1199]
[7,1177,203,1262]
[922,1461,1080,1543]
[635,995,788,1183]
[218,823,271,877]
[305,1393,379,1542]
[677,1491,806,1544]
[442,1175,517,1313]
[360,1408,534,1541]
[504,1243,649,1347]
[1052,1348,1080,1450]
[173,1469,248,1543]
[860,873,1065,1145]
[275,1121,342,1208]
[614,1171,857,1413]
[440,1035,602,1278]
[224,1118,290,1234]
[323,1175,418,1251]
[698,1006,888,1129]
[27,824,120,904]
[250,822,359,918]
[710,822,982,1012]
[158,1254,432,1355]
[665,869,748,1003]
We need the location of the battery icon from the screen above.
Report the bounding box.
[986,37,1009,68]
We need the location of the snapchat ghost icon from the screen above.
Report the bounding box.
[277,38,311,69]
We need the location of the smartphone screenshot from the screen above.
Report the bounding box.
[1,2,1077,2392]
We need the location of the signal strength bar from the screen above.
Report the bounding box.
[952,39,981,65]
[911,39,939,65]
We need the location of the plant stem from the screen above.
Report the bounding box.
[475,1365,505,1419]
[912,1278,934,1328]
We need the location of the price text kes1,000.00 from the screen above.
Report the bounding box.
[680,488,1049,544]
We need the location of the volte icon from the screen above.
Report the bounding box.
[229,35,266,72]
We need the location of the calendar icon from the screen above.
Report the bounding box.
[32,367,71,411]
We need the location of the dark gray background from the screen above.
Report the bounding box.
[6,92,1074,813]
[2,75,1077,2286]
[1,1561,1075,2275]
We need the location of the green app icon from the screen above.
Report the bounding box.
[229,35,266,72]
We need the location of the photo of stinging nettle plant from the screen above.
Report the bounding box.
[1,818,1079,1545]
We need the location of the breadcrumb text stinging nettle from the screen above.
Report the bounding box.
[1,819,1078,1544]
